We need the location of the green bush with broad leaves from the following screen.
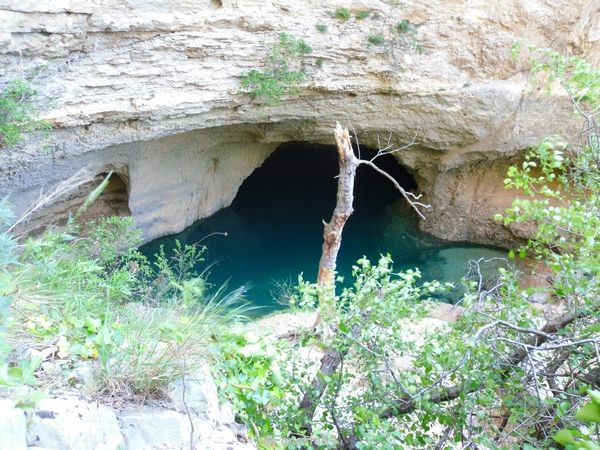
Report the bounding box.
[554,390,600,449]
[219,51,600,449]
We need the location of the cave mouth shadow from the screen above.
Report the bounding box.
[207,140,424,300]
[78,171,132,223]
[231,140,418,231]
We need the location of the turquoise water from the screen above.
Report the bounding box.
[141,142,507,314]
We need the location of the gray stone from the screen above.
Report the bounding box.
[0,399,27,450]
[119,407,192,450]
[167,360,221,422]
[26,395,124,450]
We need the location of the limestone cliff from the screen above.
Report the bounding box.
[1,0,598,245]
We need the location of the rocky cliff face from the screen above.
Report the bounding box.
[1,0,598,245]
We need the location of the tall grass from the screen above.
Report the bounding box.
[4,184,251,402]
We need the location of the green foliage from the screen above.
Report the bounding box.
[395,19,417,34]
[531,51,600,108]
[213,327,290,440]
[240,33,313,106]
[216,256,462,446]
[223,52,600,450]
[355,9,371,20]
[392,19,423,54]
[4,209,249,401]
[315,22,327,33]
[0,79,51,148]
[511,39,523,61]
[496,52,600,447]
[367,34,385,46]
[95,282,248,399]
[334,7,351,21]
[501,56,600,311]
[554,391,600,449]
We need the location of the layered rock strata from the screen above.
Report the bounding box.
[1,0,598,245]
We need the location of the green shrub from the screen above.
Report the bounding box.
[334,7,351,21]
[395,19,416,34]
[96,281,249,399]
[7,209,249,401]
[367,34,385,46]
[355,9,371,19]
[0,79,51,148]
[554,391,600,449]
[315,22,327,33]
[240,33,313,106]
[213,327,291,439]
[391,19,424,54]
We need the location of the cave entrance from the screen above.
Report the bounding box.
[143,141,432,312]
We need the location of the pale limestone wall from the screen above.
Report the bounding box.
[0,0,597,243]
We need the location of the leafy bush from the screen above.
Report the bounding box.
[0,79,51,148]
[213,327,290,439]
[395,19,416,34]
[6,210,249,401]
[334,7,351,21]
[240,33,313,106]
[355,10,371,20]
[554,390,600,449]
[315,22,327,33]
[224,51,600,450]
[367,34,385,46]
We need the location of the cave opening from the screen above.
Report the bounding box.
[72,170,132,228]
[143,141,440,310]
[142,140,506,314]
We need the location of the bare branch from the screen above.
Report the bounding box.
[358,159,430,219]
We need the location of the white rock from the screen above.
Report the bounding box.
[119,406,250,450]
[167,360,222,422]
[66,361,98,389]
[0,0,594,247]
[26,395,124,450]
[0,399,27,450]
[119,407,192,450]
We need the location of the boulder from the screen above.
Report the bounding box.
[26,395,124,450]
[0,399,27,450]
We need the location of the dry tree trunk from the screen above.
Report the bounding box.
[315,123,358,313]
[300,123,424,440]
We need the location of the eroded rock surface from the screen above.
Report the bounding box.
[1,0,598,243]
[10,360,253,450]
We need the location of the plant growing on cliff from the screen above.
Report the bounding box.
[355,9,371,20]
[367,34,385,47]
[0,79,51,148]
[240,33,313,106]
[315,22,328,34]
[334,7,351,21]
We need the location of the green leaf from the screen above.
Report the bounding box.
[553,429,576,445]
[7,367,23,380]
[588,390,600,406]
[339,321,350,333]
[576,401,600,423]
